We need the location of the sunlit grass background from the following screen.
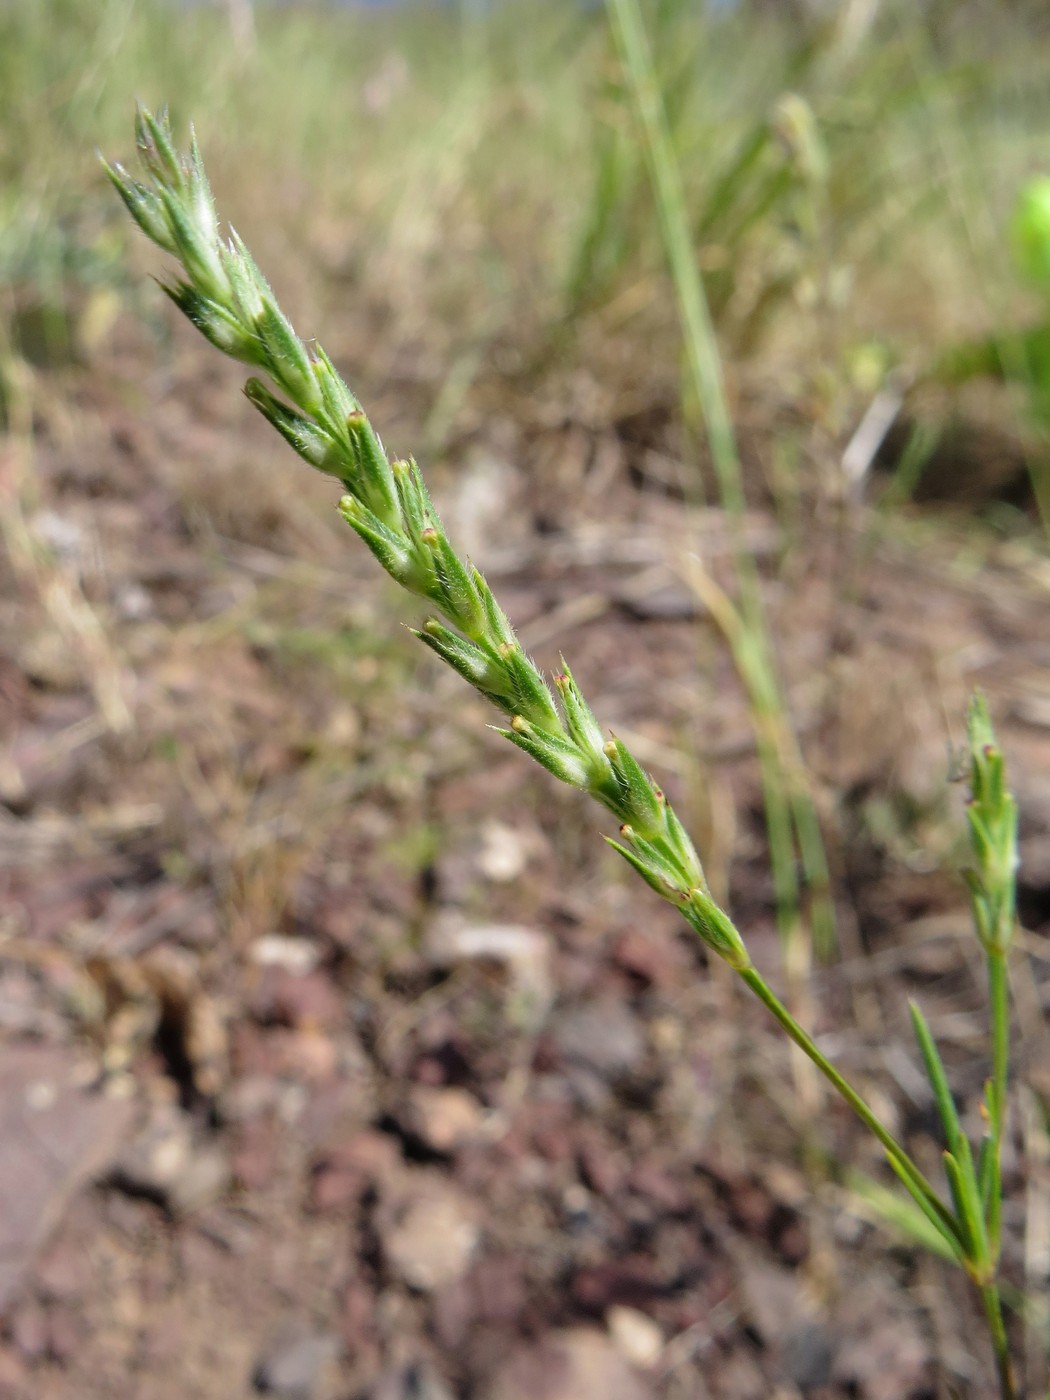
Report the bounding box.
[2,2,1049,1395]
[4,0,1050,492]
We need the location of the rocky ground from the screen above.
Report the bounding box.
[1,297,1049,1399]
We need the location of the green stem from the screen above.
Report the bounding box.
[986,948,1010,1258]
[981,1282,1017,1400]
[988,951,1010,1141]
[755,733,802,950]
[604,0,757,618]
[738,964,961,1247]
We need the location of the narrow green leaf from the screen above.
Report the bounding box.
[955,1135,990,1267]
[883,1154,967,1266]
[909,1000,963,1156]
[847,1169,960,1263]
[977,1130,998,1221]
[943,1147,987,1274]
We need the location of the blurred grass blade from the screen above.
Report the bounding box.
[847,1169,959,1264]
[943,1142,990,1280]
[604,0,835,965]
[909,999,963,1157]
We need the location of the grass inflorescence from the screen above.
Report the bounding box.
[110,105,1025,1397]
[105,105,750,972]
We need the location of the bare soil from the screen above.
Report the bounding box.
[1,300,1048,1400]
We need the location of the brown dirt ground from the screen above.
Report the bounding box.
[1,293,1049,1400]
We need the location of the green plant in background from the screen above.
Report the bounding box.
[567,0,830,348]
[604,0,835,977]
[1012,176,1050,292]
[931,171,1050,530]
[107,109,1028,1397]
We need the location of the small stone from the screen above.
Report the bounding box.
[33,510,84,563]
[325,1131,400,1175]
[0,1345,27,1389]
[614,581,700,622]
[310,1131,401,1215]
[112,1109,190,1201]
[735,1251,803,1344]
[0,1044,134,1313]
[782,1321,834,1391]
[477,821,530,883]
[232,1117,280,1192]
[611,929,686,989]
[474,1254,528,1324]
[341,1280,376,1353]
[253,969,342,1032]
[606,1307,664,1370]
[114,580,153,621]
[576,1131,624,1198]
[571,1258,661,1314]
[401,1087,485,1155]
[19,630,81,691]
[368,1361,456,1400]
[295,1065,377,1150]
[310,1164,361,1214]
[10,1299,48,1360]
[551,999,645,1083]
[626,1159,689,1214]
[44,1303,83,1363]
[489,1328,650,1400]
[830,1278,931,1400]
[272,1029,338,1083]
[381,1176,480,1292]
[424,918,552,1029]
[34,1240,86,1301]
[250,936,322,974]
[112,1108,229,1215]
[222,1074,282,1124]
[253,1332,340,1400]
[166,1145,230,1215]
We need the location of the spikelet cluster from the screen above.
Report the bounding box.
[106,108,750,970]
